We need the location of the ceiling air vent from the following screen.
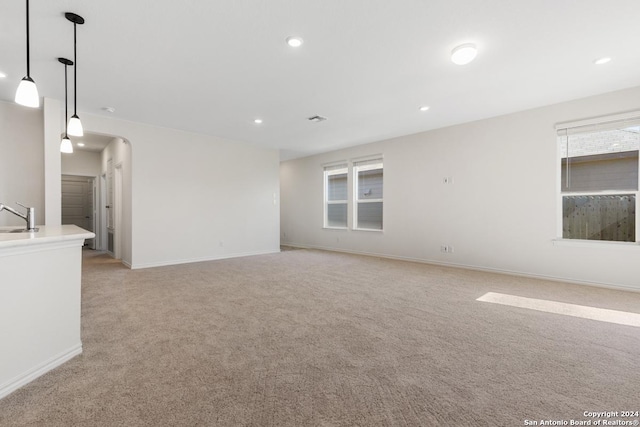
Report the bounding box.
[308,115,328,122]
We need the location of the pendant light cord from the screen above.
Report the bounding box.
[25,0,30,77]
[64,64,68,134]
[73,23,77,115]
[565,128,570,189]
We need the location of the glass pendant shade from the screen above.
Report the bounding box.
[60,136,73,153]
[67,114,83,136]
[15,76,39,108]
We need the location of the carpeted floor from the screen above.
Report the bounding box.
[1,249,639,426]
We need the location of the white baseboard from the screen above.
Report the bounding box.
[131,249,281,270]
[0,343,82,400]
[282,242,640,293]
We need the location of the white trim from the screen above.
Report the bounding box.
[325,167,348,176]
[114,163,123,260]
[323,166,349,229]
[0,239,84,257]
[555,110,640,130]
[552,238,640,249]
[557,113,639,243]
[321,160,349,169]
[561,190,637,196]
[353,159,383,231]
[322,226,348,231]
[281,243,640,293]
[350,154,384,164]
[354,162,383,173]
[131,249,280,270]
[0,343,82,400]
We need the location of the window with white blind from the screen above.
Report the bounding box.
[558,114,639,242]
[353,159,383,230]
[324,164,348,228]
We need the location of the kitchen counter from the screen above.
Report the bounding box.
[0,224,95,399]
[0,224,94,249]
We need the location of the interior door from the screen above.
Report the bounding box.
[61,175,95,248]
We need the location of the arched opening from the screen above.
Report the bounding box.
[59,131,132,264]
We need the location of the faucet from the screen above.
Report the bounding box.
[0,202,37,231]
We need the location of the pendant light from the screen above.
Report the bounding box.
[58,58,74,154]
[65,12,85,136]
[15,0,39,108]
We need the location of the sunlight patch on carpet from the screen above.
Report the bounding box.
[477,292,640,327]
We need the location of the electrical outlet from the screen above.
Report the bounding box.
[443,177,454,184]
[441,245,448,253]
[449,246,454,253]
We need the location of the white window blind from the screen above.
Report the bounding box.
[557,116,639,242]
[354,158,383,230]
[324,163,348,228]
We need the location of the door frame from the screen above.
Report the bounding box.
[61,174,98,249]
[114,162,123,260]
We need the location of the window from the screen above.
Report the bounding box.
[324,164,348,228]
[354,159,383,230]
[558,117,639,242]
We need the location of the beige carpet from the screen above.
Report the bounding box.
[1,249,639,426]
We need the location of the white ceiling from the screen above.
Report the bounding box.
[1,1,640,160]
[68,132,112,153]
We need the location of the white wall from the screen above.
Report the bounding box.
[3,97,280,269]
[43,98,62,225]
[61,150,101,177]
[280,86,640,291]
[100,137,131,263]
[0,100,44,227]
[69,114,281,269]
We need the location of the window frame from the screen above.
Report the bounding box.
[555,112,640,244]
[353,159,384,231]
[323,164,349,230]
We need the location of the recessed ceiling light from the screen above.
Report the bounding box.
[77,142,85,147]
[451,43,478,65]
[593,57,611,65]
[286,36,303,48]
[419,106,430,112]
[254,118,263,124]
[0,71,7,79]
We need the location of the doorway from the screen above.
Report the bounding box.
[114,163,123,259]
[61,175,96,249]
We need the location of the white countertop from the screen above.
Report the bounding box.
[0,225,95,250]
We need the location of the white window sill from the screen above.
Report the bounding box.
[552,238,640,250]
[353,228,383,233]
[323,226,348,231]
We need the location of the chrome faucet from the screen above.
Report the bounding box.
[0,202,37,231]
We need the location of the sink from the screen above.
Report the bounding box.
[0,228,39,233]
